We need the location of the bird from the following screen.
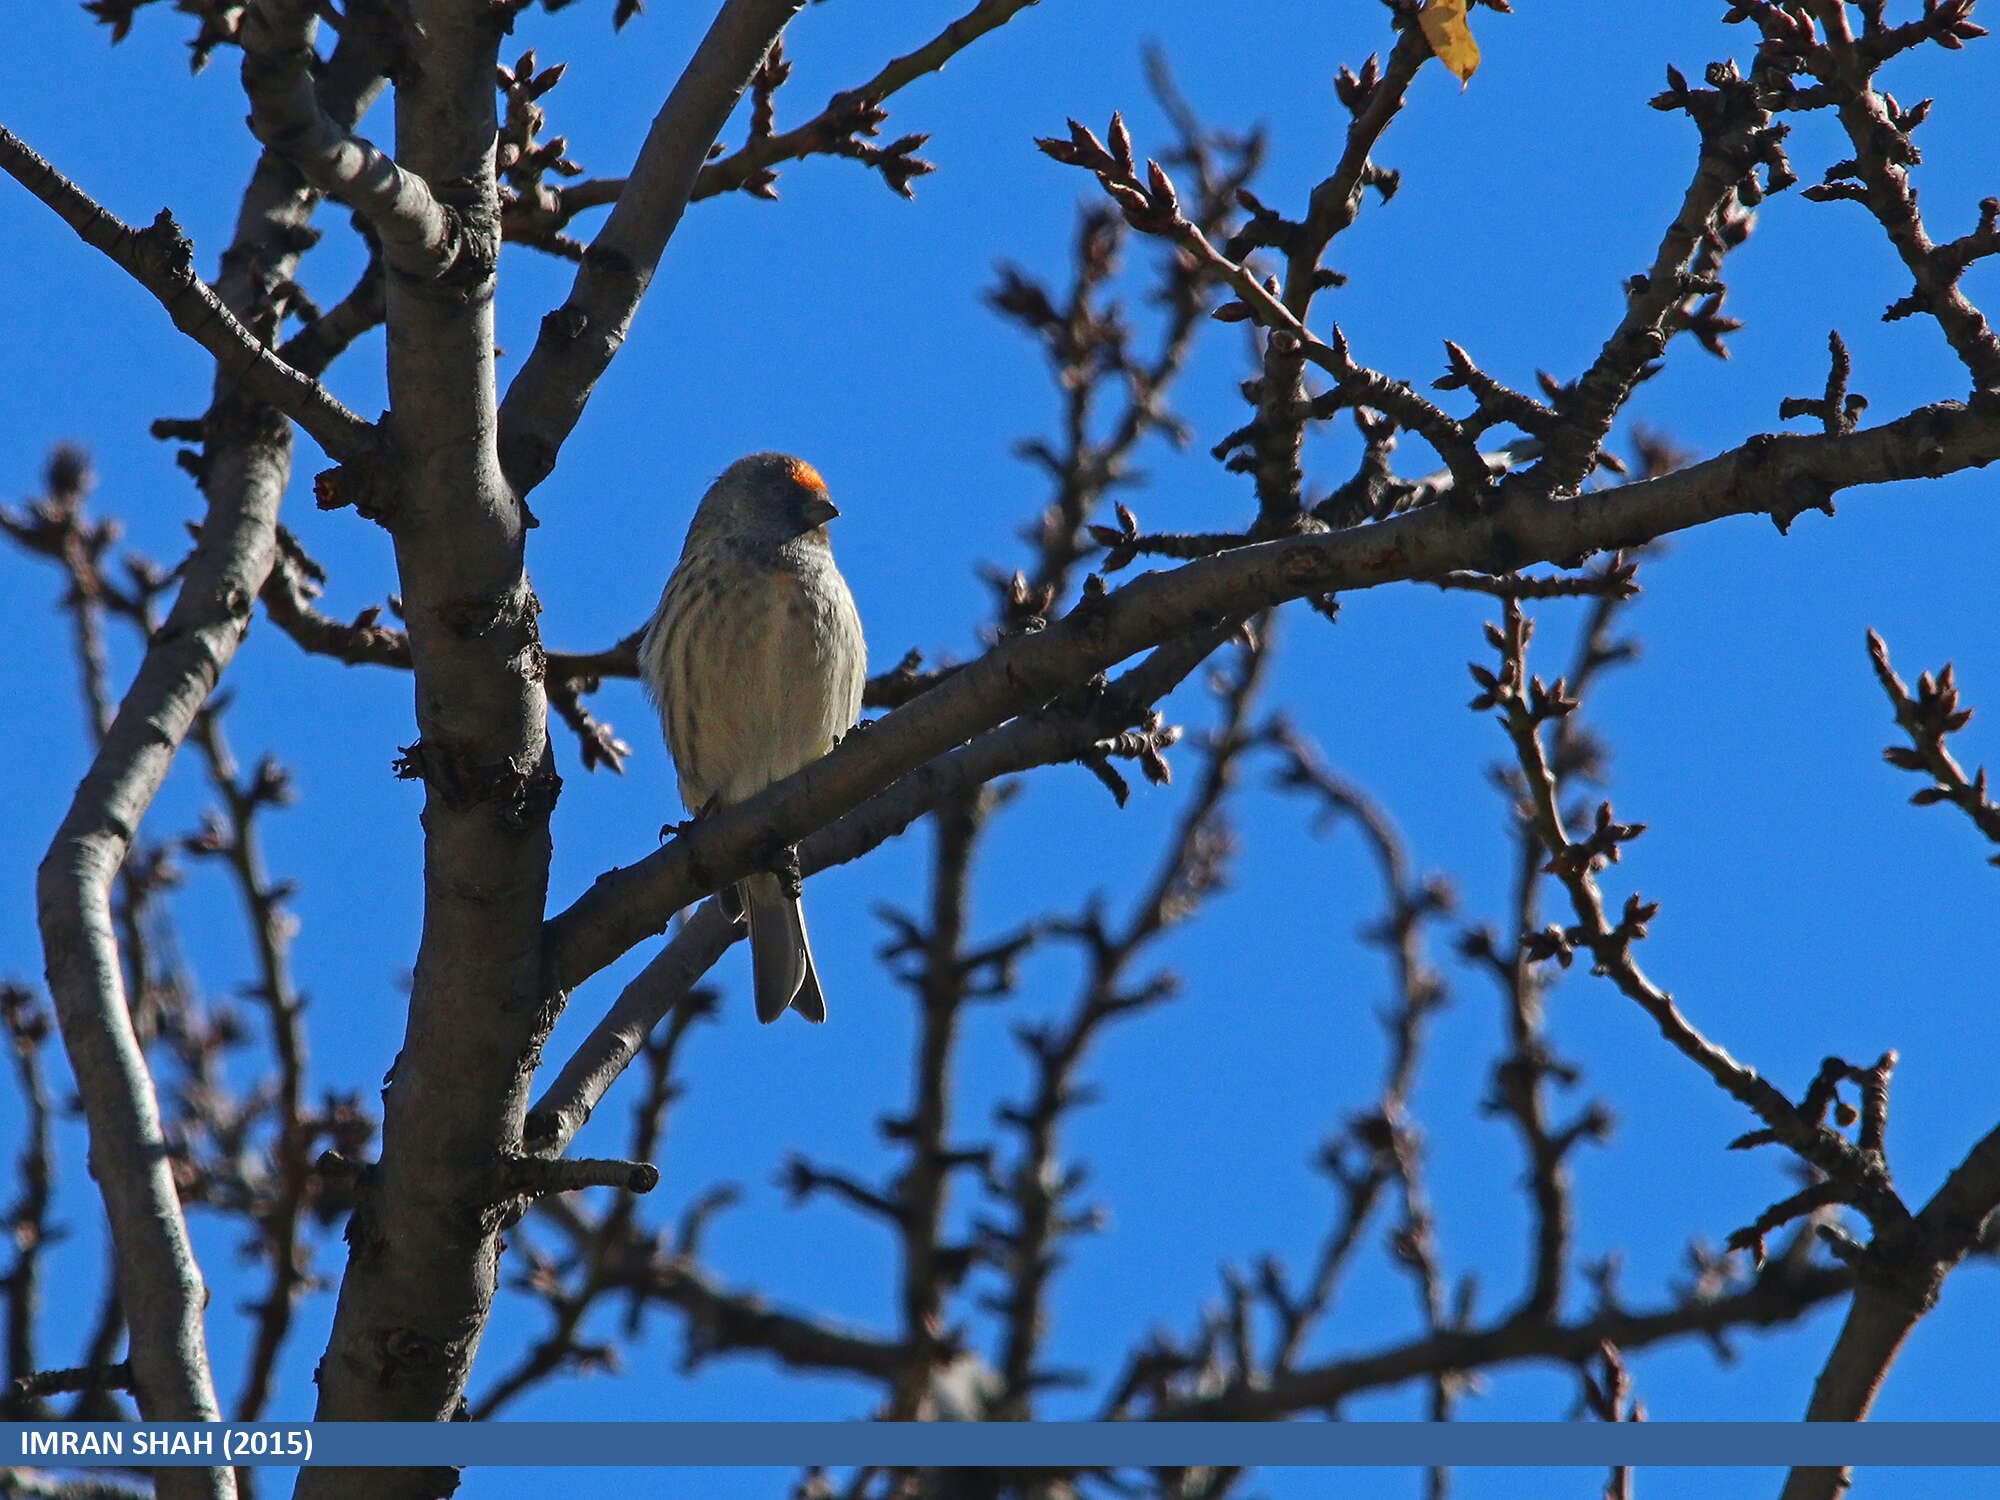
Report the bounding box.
[638,453,867,1024]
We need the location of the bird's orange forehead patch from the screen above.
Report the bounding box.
[785,458,828,495]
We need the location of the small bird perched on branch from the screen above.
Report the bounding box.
[639,453,867,1023]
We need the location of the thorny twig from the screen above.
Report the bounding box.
[1731,0,2000,389]
[183,703,316,1423]
[988,633,1271,1417]
[1866,629,2000,857]
[1,984,56,1420]
[506,0,1046,253]
[1580,1340,1644,1500]
[1262,722,1464,1408]
[1477,593,1898,1211]
[999,51,1263,605]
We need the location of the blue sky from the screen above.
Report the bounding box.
[3,0,1998,1488]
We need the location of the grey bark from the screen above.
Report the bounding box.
[497,0,806,495]
[15,29,384,1499]
[296,0,547,1464]
[297,1,819,1464]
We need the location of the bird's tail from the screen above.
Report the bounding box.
[743,872,828,1024]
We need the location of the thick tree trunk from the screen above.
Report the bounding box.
[299,0,554,1466]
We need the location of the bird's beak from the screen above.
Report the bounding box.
[803,496,840,528]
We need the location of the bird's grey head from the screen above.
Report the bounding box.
[684,452,841,552]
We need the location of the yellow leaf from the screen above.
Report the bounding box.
[1419,0,1480,89]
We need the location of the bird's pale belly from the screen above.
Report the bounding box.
[651,558,860,811]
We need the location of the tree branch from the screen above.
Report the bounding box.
[624,1255,911,1381]
[528,633,1228,1157]
[520,0,1044,241]
[0,124,375,465]
[16,72,376,1473]
[496,0,807,496]
[184,708,312,1425]
[524,900,738,1155]
[28,418,291,1500]
[1534,64,1782,497]
[1866,629,2000,853]
[1264,722,1457,1374]
[298,0,543,1447]
[1153,1257,1852,1418]
[992,635,1267,1415]
[541,397,2000,1013]
[276,250,386,379]
[1760,1,2000,390]
[695,0,1040,200]
[238,0,463,280]
[1483,597,1894,1202]
[259,526,412,668]
[1276,25,1427,312]
[0,986,56,1421]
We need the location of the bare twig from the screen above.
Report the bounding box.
[1151,1254,1851,1418]
[542,395,2000,1021]
[1263,723,1457,1374]
[1534,62,1788,497]
[1479,597,1900,1205]
[497,0,807,496]
[1039,114,1491,500]
[1742,1,2000,388]
[0,125,375,464]
[11,1360,135,1402]
[1866,630,2000,856]
[1,985,56,1420]
[993,634,1269,1416]
[184,707,312,1424]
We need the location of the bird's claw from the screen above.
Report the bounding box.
[761,843,804,902]
[660,801,713,842]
